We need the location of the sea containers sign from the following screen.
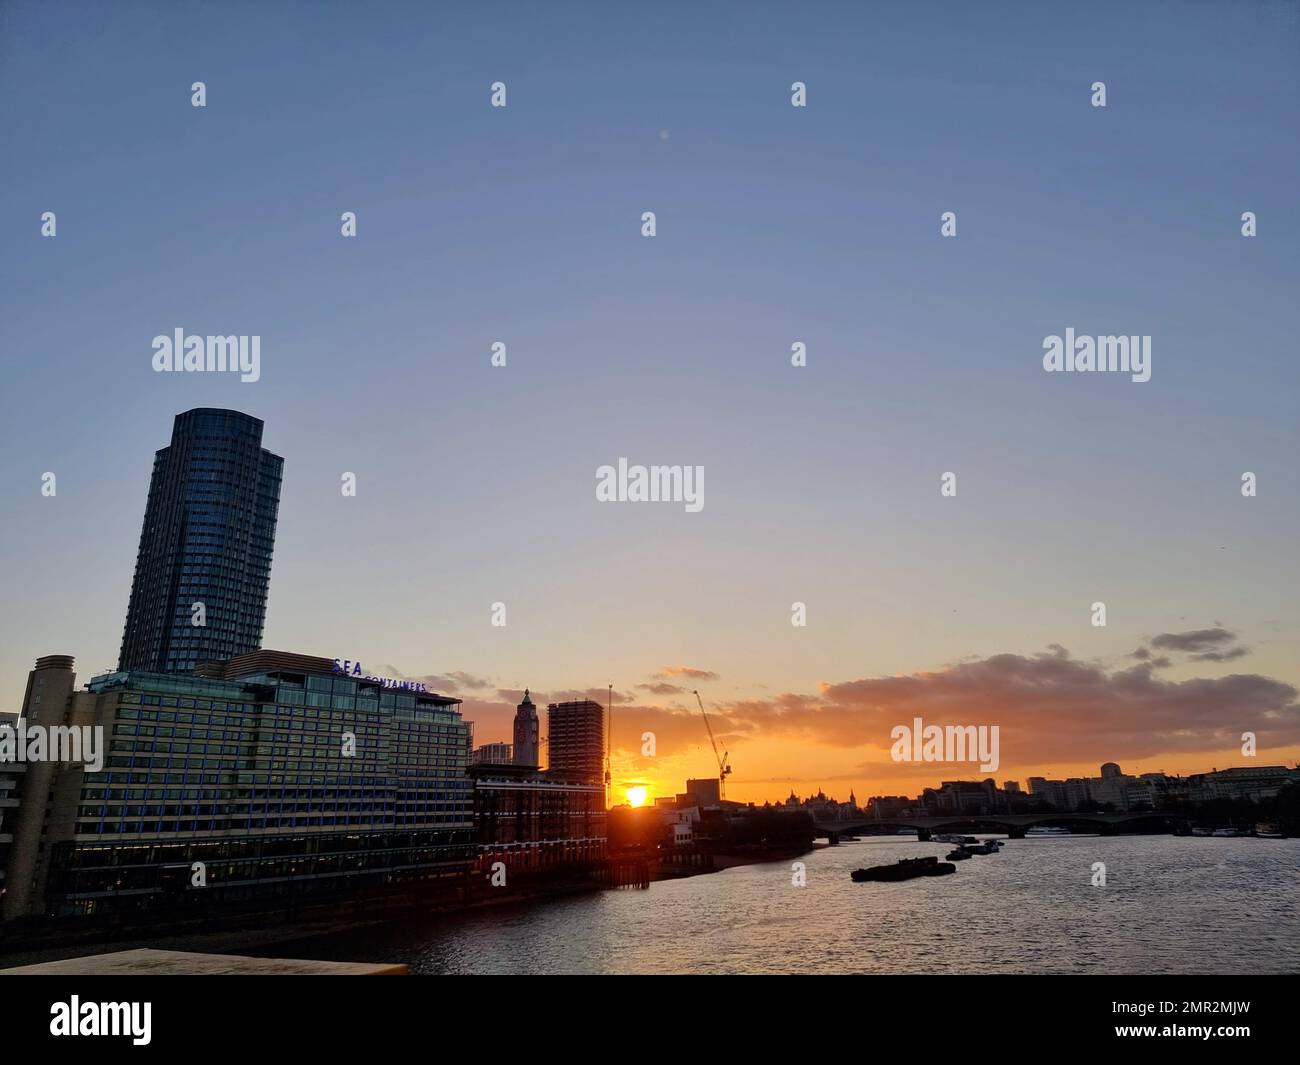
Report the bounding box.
[331,659,427,693]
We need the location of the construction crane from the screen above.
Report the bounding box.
[605,683,613,808]
[692,690,732,799]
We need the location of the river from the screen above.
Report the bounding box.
[276,835,1300,974]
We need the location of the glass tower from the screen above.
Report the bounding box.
[118,409,283,674]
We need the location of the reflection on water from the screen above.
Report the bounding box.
[278,836,1300,974]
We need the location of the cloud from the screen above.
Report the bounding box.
[600,644,1300,769]
[1132,628,1250,667]
[1190,647,1250,663]
[639,682,688,695]
[418,671,492,694]
[1150,628,1235,653]
[655,666,719,681]
[428,631,1297,778]
[1128,647,1174,669]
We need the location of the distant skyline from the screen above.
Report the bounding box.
[2,1,1297,807]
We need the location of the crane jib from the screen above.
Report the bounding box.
[693,689,734,799]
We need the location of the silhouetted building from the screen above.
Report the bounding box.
[512,689,539,768]
[0,714,25,899]
[873,761,1299,819]
[469,763,606,873]
[867,795,916,819]
[545,699,604,784]
[119,409,283,674]
[685,777,721,806]
[922,779,998,815]
[1187,765,1299,803]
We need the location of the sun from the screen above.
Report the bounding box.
[625,786,649,808]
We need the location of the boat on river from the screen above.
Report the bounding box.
[851,856,957,882]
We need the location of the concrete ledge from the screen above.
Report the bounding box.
[0,947,406,976]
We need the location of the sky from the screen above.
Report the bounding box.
[2,0,1297,805]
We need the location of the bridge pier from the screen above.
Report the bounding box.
[1007,827,1026,839]
[915,828,931,842]
[826,831,839,845]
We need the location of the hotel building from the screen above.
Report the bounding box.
[3,651,474,918]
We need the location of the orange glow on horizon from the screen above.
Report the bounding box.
[625,785,649,808]
[609,743,1300,810]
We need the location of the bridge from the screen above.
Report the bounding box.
[813,812,1190,841]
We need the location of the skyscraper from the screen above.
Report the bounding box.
[118,409,283,674]
[546,699,604,784]
[513,689,539,768]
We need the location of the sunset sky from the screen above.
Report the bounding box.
[2,1,1297,804]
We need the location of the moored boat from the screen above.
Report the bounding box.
[851,856,957,882]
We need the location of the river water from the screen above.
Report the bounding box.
[282,835,1300,974]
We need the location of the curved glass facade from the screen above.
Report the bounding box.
[118,409,283,674]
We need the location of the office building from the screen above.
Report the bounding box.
[119,409,283,674]
[545,699,604,784]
